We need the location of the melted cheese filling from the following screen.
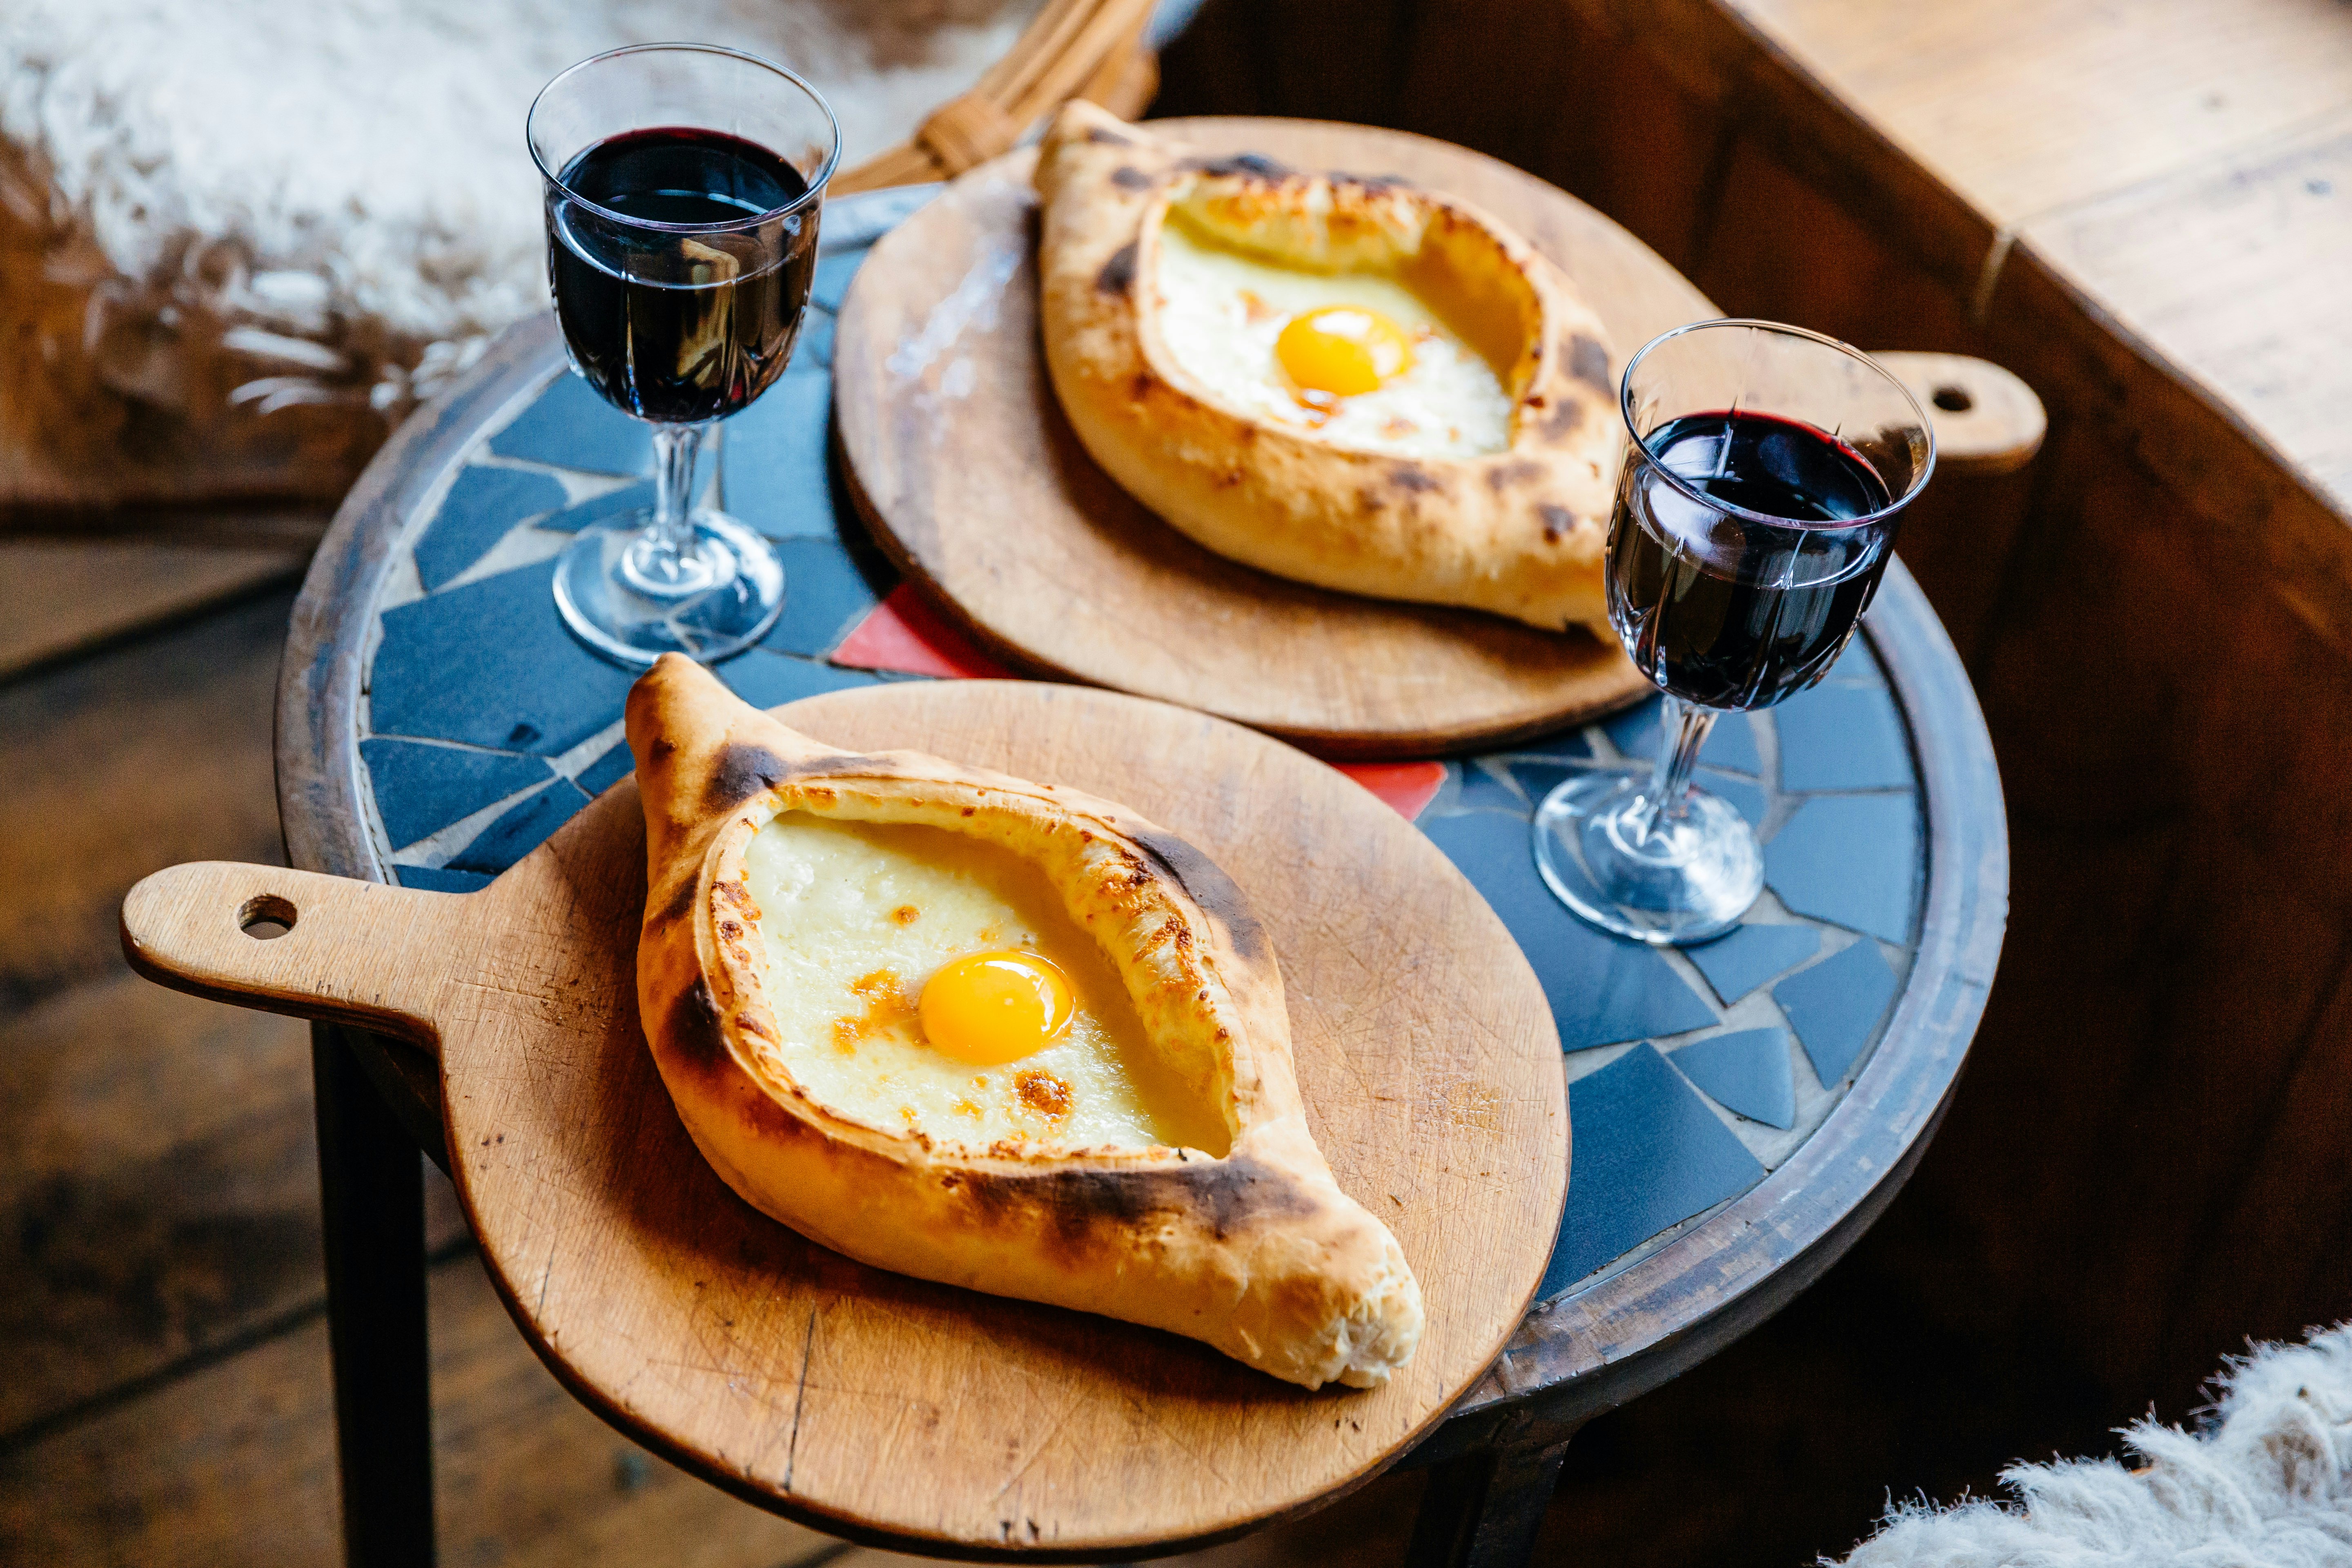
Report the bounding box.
[1152,214,1515,459]
[741,813,1230,1156]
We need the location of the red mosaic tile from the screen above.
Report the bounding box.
[1337,761,1446,821]
[831,584,1016,680]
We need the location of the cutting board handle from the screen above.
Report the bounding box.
[1868,351,2046,478]
[120,862,460,1051]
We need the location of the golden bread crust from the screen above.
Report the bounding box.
[1033,103,1619,634]
[628,654,1423,1388]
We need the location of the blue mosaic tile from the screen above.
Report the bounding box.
[1503,759,1589,817]
[1543,1043,1766,1296]
[722,376,839,539]
[721,650,884,711]
[488,372,655,476]
[788,306,836,372]
[446,778,590,875]
[1495,760,1760,833]
[1420,810,1717,1049]
[1508,728,1596,764]
[414,467,569,591]
[1775,681,1913,792]
[1685,921,1822,1004]
[394,864,494,895]
[359,738,553,851]
[1764,793,1919,944]
[1605,699,1762,773]
[1775,938,1901,1087]
[574,740,636,799]
[540,481,654,534]
[1452,761,1530,815]
[1821,636,1885,685]
[811,250,865,312]
[372,559,637,755]
[761,536,888,658]
[1670,1028,1796,1129]
[1697,768,1766,828]
[539,443,721,533]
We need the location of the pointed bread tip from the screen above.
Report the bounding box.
[628,655,864,899]
[628,656,792,881]
[1037,102,1160,203]
[626,652,722,750]
[623,659,1430,1389]
[1042,98,1127,146]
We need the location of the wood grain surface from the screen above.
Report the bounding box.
[1869,352,2045,479]
[1724,0,2352,243]
[831,119,1709,758]
[0,535,311,681]
[2012,104,2352,510]
[126,679,1567,1559]
[0,1247,842,1568]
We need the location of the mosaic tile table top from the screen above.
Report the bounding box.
[284,189,2005,1419]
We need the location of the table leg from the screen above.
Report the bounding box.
[1403,1427,1578,1568]
[314,1023,438,1568]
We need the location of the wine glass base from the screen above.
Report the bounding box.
[1532,769,1764,945]
[552,511,786,667]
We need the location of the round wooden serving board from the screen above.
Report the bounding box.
[833,118,1711,759]
[122,680,1567,1560]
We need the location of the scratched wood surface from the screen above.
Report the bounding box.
[831,119,1700,758]
[0,534,312,680]
[0,1249,844,1568]
[122,678,1566,1559]
[1728,0,2352,266]
[1866,352,2043,479]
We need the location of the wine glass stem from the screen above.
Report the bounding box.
[1629,695,1720,843]
[650,423,705,562]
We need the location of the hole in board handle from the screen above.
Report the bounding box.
[1931,385,1974,413]
[239,893,298,940]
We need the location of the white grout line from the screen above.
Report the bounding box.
[386,778,559,869]
[549,718,628,781]
[437,523,572,592]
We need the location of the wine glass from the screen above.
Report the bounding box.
[1534,320,1936,944]
[528,44,840,666]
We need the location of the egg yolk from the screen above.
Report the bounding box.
[918,951,1075,1066]
[1275,307,1415,399]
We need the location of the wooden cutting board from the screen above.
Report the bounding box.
[833,117,1709,759]
[120,680,1567,1559]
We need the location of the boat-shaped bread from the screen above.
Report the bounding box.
[1033,102,1621,634]
[628,655,1423,1388]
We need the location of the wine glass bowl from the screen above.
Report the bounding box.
[1535,320,1935,944]
[528,44,840,666]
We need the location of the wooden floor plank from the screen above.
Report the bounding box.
[0,970,467,1443]
[0,590,291,1008]
[0,539,309,682]
[0,973,314,1441]
[0,1251,846,1568]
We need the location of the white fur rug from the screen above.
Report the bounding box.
[0,0,1038,503]
[1838,1325,2352,1568]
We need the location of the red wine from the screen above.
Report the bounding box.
[1607,410,1898,709]
[549,127,818,424]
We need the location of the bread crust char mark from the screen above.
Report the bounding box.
[1034,102,1619,635]
[628,654,1423,1389]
